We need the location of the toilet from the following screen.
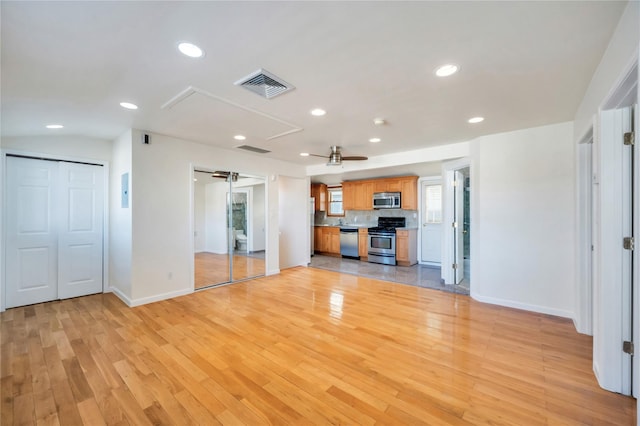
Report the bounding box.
[235,230,248,252]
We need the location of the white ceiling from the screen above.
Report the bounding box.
[1,1,627,170]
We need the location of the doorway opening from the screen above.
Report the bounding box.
[441,159,471,289]
[193,169,266,289]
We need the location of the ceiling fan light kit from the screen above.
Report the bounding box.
[308,145,368,166]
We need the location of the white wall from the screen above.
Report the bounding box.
[574,1,639,142]
[470,122,575,318]
[278,176,310,270]
[126,130,304,304]
[109,130,133,299]
[1,135,113,161]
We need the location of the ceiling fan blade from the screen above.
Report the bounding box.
[308,153,329,158]
[341,156,368,161]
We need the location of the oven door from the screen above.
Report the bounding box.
[368,233,395,255]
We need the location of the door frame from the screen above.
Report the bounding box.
[441,157,471,285]
[574,54,638,397]
[228,187,253,253]
[1,149,110,312]
[418,175,443,267]
[190,165,269,291]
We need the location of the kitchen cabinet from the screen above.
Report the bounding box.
[342,182,357,211]
[396,229,417,266]
[343,181,374,210]
[327,227,340,254]
[314,227,323,252]
[314,226,340,255]
[357,181,374,210]
[342,176,417,211]
[400,176,418,210]
[311,183,327,212]
[358,228,368,259]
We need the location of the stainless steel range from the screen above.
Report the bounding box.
[368,217,406,265]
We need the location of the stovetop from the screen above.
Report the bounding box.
[368,217,406,234]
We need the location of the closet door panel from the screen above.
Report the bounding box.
[57,162,104,299]
[5,157,58,308]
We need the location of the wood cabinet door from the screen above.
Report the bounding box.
[357,181,374,210]
[373,179,388,192]
[311,184,327,211]
[342,182,356,211]
[400,177,418,210]
[396,230,408,262]
[314,227,322,251]
[329,228,341,254]
[385,179,402,192]
[358,229,368,258]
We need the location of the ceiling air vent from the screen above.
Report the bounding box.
[236,145,271,154]
[234,69,295,99]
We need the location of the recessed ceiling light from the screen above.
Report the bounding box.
[310,108,326,116]
[468,116,485,124]
[193,178,198,182]
[435,64,459,77]
[45,124,64,129]
[120,102,138,110]
[178,42,204,58]
[369,138,381,143]
[300,152,310,157]
[373,118,386,126]
[234,135,246,141]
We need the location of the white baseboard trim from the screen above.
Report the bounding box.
[470,292,574,319]
[109,286,133,306]
[267,268,280,276]
[109,286,192,307]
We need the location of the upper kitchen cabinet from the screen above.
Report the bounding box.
[311,183,327,212]
[400,176,418,210]
[342,176,418,211]
[343,181,374,210]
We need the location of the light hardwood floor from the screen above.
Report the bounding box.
[1,267,635,425]
[195,252,265,289]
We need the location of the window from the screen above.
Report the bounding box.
[424,184,442,223]
[327,186,344,216]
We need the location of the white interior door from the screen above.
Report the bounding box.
[454,171,465,284]
[420,181,442,264]
[5,157,59,308]
[5,157,104,308]
[57,162,104,299]
[593,106,633,395]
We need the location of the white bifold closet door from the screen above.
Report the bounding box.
[5,157,104,308]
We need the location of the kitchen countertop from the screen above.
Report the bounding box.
[315,224,370,228]
[315,225,418,230]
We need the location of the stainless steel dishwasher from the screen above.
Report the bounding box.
[339,227,359,259]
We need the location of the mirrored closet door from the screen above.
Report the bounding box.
[193,170,266,289]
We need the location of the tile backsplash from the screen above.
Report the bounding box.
[315,209,418,228]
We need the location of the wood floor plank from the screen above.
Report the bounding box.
[0,267,635,425]
[32,390,58,426]
[1,376,14,426]
[76,397,106,426]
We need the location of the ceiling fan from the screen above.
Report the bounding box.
[309,145,368,166]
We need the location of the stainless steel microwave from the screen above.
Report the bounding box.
[372,192,401,209]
